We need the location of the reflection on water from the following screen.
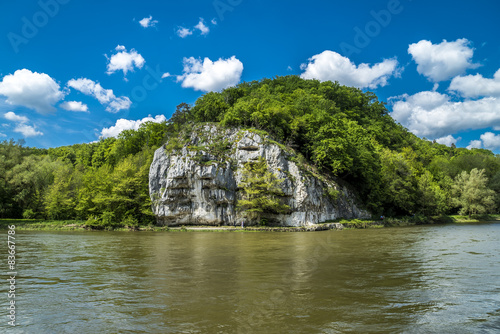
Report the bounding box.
[1,223,500,333]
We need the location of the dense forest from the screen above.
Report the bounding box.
[1,76,499,228]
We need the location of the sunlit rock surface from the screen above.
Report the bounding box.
[149,125,370,226]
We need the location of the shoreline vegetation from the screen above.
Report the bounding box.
[2,215,500,232]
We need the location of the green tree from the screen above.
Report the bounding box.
[170,103,192,126]
[452,168,495,218]
[237,158,290,224]
[44,162,81,220]
[379,148,418,215]
[7,155,57,217]
[416,170,447,216]
[75,149,155,227]
[191,92,229,122]
[91,137,117,168]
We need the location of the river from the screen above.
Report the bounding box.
[1,223,500,333]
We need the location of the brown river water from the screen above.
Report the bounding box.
[1,223,499,333]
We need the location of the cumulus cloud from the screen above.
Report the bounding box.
[100,115,166,138]
[300,51,399,89]
[3,111,42,137]
[177,56,243,92]
[138,15,158,28]
[67,78,113,104]
[390,91,500,138]
[106,99,132,113]
[194,18,209,35]
[4,111,28,123]
[479,132,500,150]
[60,101,89,112]
[408,39,478,82]
[449,68,500,98]
[177,27,192,38]
[435,135,460,146]
[106,46,145,78]
[67,78,131,113]
[467,140,482,150]
[14,124,43,137]
[0,69,65,114]
[211,18,217,25]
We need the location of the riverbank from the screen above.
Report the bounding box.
[2,214,500,232]
[0,219,374,232]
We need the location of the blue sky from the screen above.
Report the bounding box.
[1,0,500,152]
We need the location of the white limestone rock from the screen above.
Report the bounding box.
[149,125,370,226]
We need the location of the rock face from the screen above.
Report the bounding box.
[149,125,370,226]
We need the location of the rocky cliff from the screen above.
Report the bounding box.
[149,124,370,226]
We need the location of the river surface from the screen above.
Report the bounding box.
[1,223,500,333]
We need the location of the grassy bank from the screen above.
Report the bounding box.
[2,214,499,232]
[446,214,500,223]
[0,219,88,231]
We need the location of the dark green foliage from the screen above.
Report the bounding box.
[237,157,290,223]
[191,92,229,122]
[170,103,192,125]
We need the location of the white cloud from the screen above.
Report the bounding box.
[194,18,209,35]
[177,56,243,92]
[177,27,192,38]
[161,72,171,79]
[0,132,6,137]
[67,78,131,113]
[100,115,166,138]
[390,91,500,138]
[300,51,399,89]
[3,111,42,137]
[449,68,500,98]
[4,111,28,123]
[178,18,212,38]
[139,15,158,28]
[467,140,482,150]
[14,124,43,137]
[480,132,500,150]
[60,101,89,112]
[435,135,460,146]
[0,69,65,114]
[67,78,113,104]
[106,98,132,113]
[408,39,478,82]
[106,46,145,78]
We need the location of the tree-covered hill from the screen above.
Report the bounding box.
[1,76,499,227]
